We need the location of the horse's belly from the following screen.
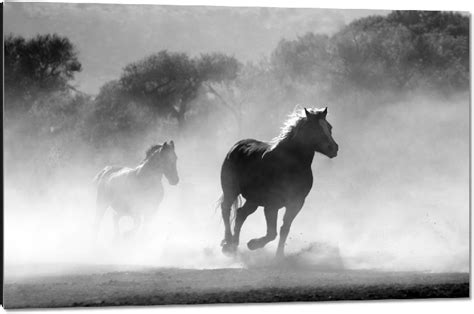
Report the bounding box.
[240,174,312,207]
[109,187,163,215]
[241,182,289,207]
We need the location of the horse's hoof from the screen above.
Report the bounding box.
[222,243,237,256]
[247,239,261,250]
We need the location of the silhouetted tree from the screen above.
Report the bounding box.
[384,11,469,90]
[85,80,154,145]
[118,50,240,131]
[271,33,335,87]
[387,11,469,37]
[268,11,469,93]
[4,34,82,114]
[199,53,242,130]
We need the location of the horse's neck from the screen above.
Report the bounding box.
[273,136,315,167]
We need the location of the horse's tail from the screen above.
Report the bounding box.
[215,195,224,214]
[230,195,243,226]
[216,194,242,227]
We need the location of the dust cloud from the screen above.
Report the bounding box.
[4,90,469,277]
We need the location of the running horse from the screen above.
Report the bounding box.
[219,107,338,258]
[93,141,179,238]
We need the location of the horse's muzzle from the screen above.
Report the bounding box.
[328,143,339,158]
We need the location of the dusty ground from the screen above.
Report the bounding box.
[3,264,469,309]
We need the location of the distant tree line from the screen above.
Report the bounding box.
[89,51,240,141]
[4,10,469,159]
[271,11,469,92]
[4,34,82,115]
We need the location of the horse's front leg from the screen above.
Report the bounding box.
[276,201,303,258]
[247,206,279,250]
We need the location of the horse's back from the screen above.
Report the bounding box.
[95,165,139,210]
[225,139,269,163]
[221,139,269,200]
[222,139,268,176]
[94,165,126,184]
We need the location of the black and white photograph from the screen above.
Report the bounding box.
[2,0,471,309]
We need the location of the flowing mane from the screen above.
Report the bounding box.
[145,144,162,159]
[269,108,308,150]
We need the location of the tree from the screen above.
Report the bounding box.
[118,50,241,131]
[385,11,469,90]
[266,11,468,93]
[271,33,335,87]
[4,34,82,114]
[335,11,469,91]
[85,80,154,145]
[387,11,469,38]
[276,11,469,93]
[198,53,242,130]
[331,15,395,90]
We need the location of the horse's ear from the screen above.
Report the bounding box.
[163,141,169,148]
[321,107,328,118]
[304,108,311,118]
[169,140,175,149]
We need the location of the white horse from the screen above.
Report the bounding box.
[93,141,179,238]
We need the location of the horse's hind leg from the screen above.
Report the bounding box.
[247,206,279,250]
[220,160,241,254]
[232,201,258,247]
[220,193,237,251]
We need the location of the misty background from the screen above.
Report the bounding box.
[4,3,469,274]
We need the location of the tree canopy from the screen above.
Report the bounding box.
[271,11,469,92]
[4,34,82,114]
[96,50,241,131]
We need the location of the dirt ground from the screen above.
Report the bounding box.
[3,264,469,309]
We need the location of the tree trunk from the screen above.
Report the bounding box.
[205,83,241,136]
[176,110,186,132]
[175,100,188,134]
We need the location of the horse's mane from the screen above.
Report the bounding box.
[269,108,308,150]
[145,144,162,159]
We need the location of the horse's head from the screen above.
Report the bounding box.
[303,107,339,158]
[146,141,179,185]
[160,141,179,185]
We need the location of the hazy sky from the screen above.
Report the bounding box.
[4,2,388,94]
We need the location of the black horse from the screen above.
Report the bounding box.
[219,107,338,258]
